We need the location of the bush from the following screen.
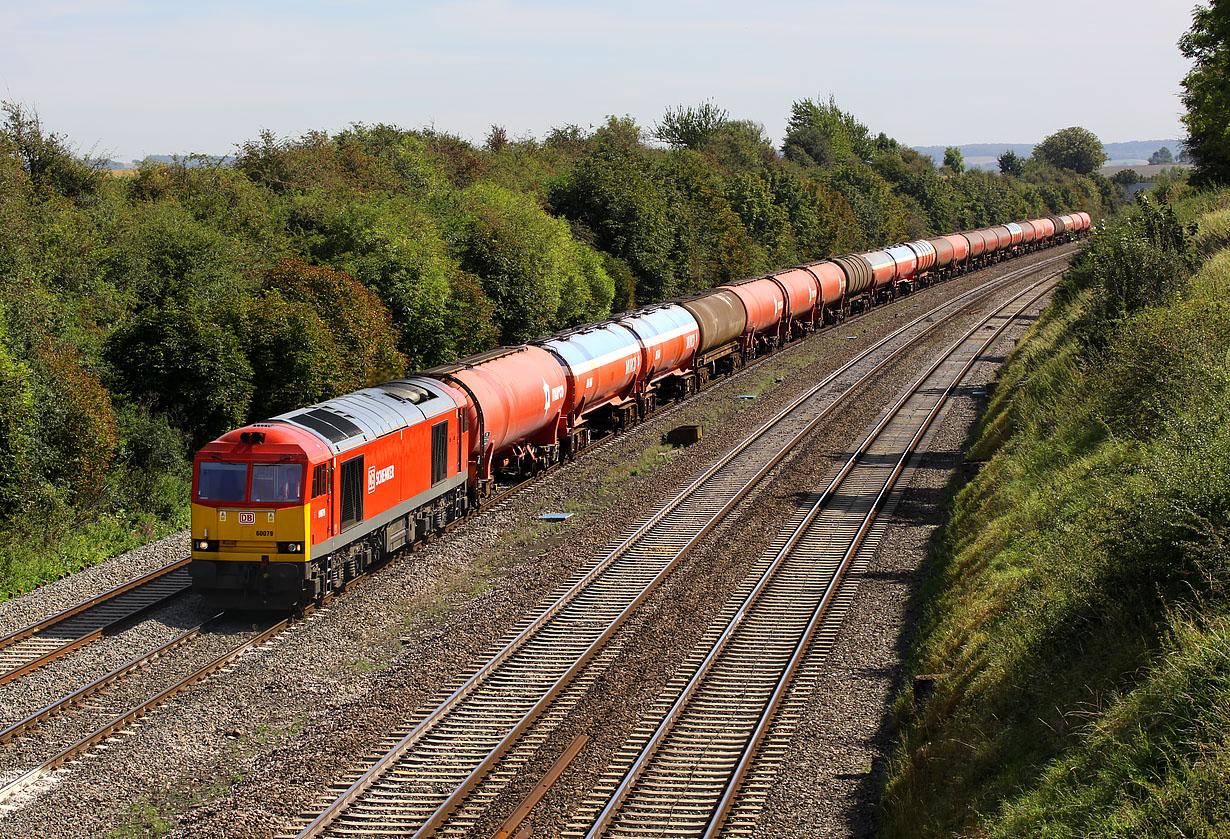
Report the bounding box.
[106,305,253,448]
[458,182,614,342]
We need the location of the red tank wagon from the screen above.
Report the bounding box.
[766,267,823,336]
[424,346,568,484]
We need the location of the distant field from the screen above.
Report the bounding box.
[1099,162,1191,178]
[107,169,138,177]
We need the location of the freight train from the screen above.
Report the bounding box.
[189,212,1091,609]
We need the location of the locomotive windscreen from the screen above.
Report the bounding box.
[197,462,247,502]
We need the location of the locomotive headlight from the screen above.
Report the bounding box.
[196,540,208,551]
[277,541,305,555]
[194,539,218,552]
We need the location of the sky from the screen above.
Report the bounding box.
[0,0,1197,164]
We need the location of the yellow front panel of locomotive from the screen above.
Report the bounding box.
[190,503,312,563]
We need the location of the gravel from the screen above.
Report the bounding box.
[0,247,1071,839]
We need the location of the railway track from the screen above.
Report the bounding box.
[575,274,1058,839]
[0,558,191,687]
[0,612,293,806]
[281,254,1068,839]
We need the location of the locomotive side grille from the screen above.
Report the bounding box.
[431,420,448,485]
[340,455,365,531]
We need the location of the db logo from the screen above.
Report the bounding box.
[368,464,395,493]
[238,512,256,525]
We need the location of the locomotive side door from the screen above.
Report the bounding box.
[310,461,333,544]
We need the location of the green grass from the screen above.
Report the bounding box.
[881,193,1230,839]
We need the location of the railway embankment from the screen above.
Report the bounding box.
[881,191,1230,837]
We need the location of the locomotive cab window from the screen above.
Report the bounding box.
[431,420,448,485]
[197,462,247,502]
[311,463,331,498]
[251,463,304,503]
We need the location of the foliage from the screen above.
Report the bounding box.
[549,121,677,301]
[1033,126,1108,174]
[1065,194,1193,331]
[0,318,33,516]
[457,181,613,342]
[782,96,872,170]
[943,146,965,173]
[265,259,405,393]
[105,304,253,449]
[1,101,104,201]
[1111,168,1141,186]
[1148,146,1174,165]
[654,102,730,150]
[1181,0,1230,186]
[998,149,1024,177]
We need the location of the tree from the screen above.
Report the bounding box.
[1111,168,1142,186]
[1033,127,1108,174]
[1148,146,1174,165]
[1180,0,1230,186]
[1,100,103,200]
[485,124,508,152]
[998,149,1025,177]
[943,146,965,173]
[782,97,872,170]
[654,103,729,150]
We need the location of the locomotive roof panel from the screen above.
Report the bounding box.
[271,377,459,455]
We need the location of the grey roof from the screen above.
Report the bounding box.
[271,376,457,455]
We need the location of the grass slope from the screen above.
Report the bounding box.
[881,188,1230,838]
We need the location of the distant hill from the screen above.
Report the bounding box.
[912,140,1185,171]
[98,154,234,170]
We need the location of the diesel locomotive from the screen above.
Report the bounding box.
[189,212,1091,609]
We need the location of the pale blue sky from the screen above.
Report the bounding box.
[1,1,1195,163]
